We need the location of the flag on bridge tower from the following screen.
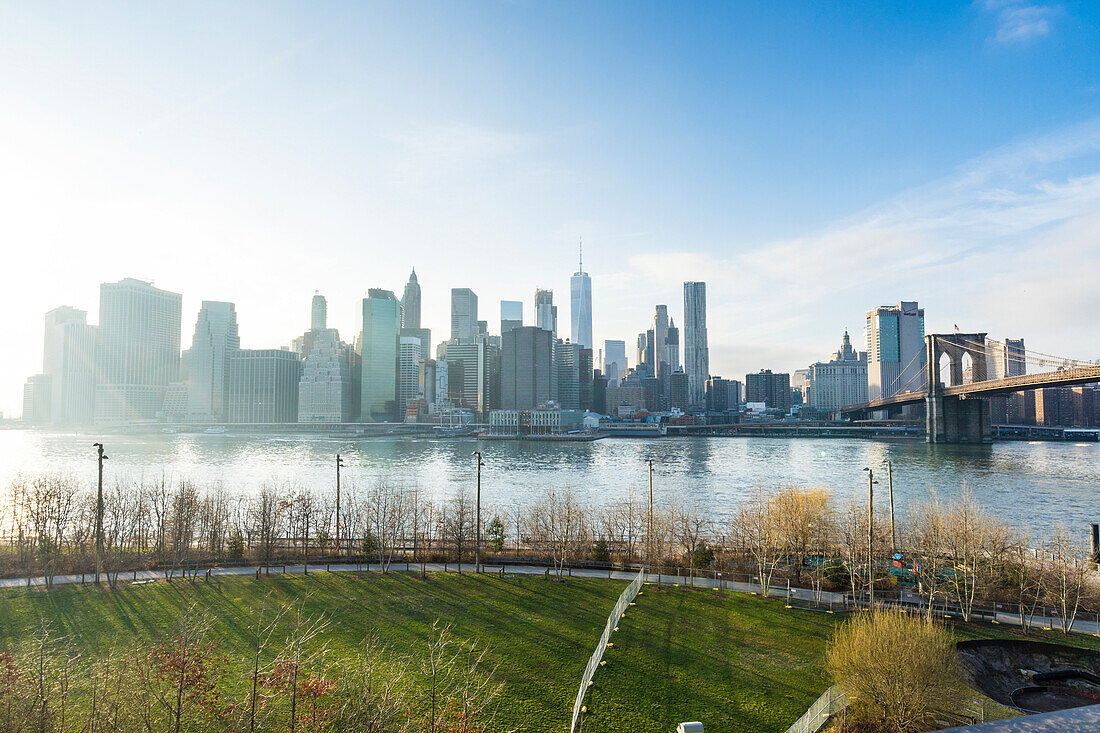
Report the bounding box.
[954,324,959,333]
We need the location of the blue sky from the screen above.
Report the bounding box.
[2,1,1099,415]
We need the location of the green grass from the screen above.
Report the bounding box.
[3,573,1100,732]
[583,584,839,732]
[582,583,1100,733]
[0,571,621,733]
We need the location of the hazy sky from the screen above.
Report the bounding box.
[2,1,1100,416]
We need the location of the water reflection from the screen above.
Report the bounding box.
[0,430,1095,538]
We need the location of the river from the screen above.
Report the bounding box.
[0,430,1095,538]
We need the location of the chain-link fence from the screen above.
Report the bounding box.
[784,685,848,733]
[570,566,646,733]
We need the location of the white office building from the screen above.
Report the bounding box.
[603,340,626,384]
[450,288,478,342]
[186,301,240,422]
[299,328,355,422]
[94,278,182,425]
[42,306,96,425]
[806,330,868,410]
[570,248,592,349]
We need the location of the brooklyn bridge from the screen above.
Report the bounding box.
[838,333,1100,443]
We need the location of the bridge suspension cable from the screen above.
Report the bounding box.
[940,334,1094,374]
[880,348,926,398]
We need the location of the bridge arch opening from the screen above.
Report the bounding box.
[939,352,955,387]
[961,352,975,385]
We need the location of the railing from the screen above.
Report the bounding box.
[569,566,646,733]
[784,685,847,733]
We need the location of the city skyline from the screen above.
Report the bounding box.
[3,2,1100,416]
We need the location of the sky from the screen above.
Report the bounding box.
[1,0,1099,416]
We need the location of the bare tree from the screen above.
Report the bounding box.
[1047,525,1087,634]
[908,497,950,617]
[444,489,474,572]
[290,490,320,574]
[530,488,589,579]
[169,481,201,581]
[253,483,287,573]
[420,621,457,733]
[732,488,783,596]
[333,635,411,732]
[27,475,80,589]
[671,498,712,586]
[366,480,408,572]
[1010,533,1046,632]
[772,486,832,584]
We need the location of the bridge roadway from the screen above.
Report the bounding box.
[840,363,1100,415]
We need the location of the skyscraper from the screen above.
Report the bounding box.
[401,269,421,329]
[805,330,868,410]
[450,288,478,342]
[42,306,96,425]
[311,292,327,331]
[535,289,557,336]
[500,300,523,334]
[669,371,689,411]
[665,319,680,371]
[555,340,581,409]
[94,278,182,425]
[653,305,669,369]
[438,340,497,417]
[298,328,356,422]
[397,335,424,418]
[866,301,925,401]
[570,245,592,348]
[360,289,401,421]
[22,374,52,424]
[227,349,301,423]
[683,281,709,406]
[501,326,555,409]
[186,301,240,422]
[603,339,626,384]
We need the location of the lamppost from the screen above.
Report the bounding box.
[335,454,345,557]
[473,451,484,573]
[863,467,877,607]
[93,442,108,584]
[647,458,654,574]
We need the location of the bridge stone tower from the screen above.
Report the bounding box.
[925,333,993,444]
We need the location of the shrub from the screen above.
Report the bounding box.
[592,538,611,563]
[226,530,245,561]
[487,516,506,553]
[691,541,715,569]
[826,607,970,732]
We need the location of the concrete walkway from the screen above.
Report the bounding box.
[2,561,1097,637]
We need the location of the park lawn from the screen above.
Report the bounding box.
[581,583,1100,733]
[0,570,622,733]
[4,573,1100,733]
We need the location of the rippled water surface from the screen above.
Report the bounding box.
[0,429,1096,537]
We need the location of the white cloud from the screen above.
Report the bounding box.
[981,2,1056,45]
[604,117,1100,379]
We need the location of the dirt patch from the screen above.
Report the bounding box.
[957,639,1100,713]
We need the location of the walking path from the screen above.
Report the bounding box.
[2,561,1097,637]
